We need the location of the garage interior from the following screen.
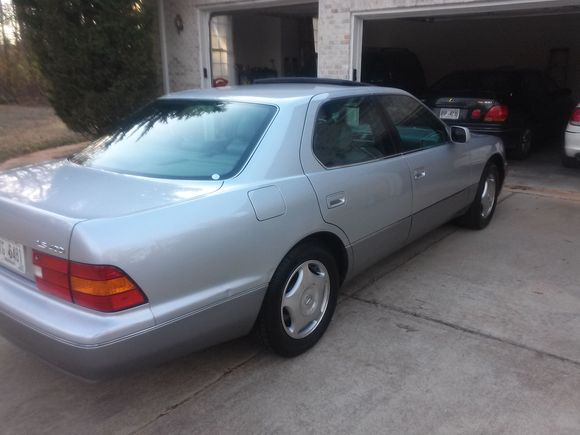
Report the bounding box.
[361,8,580,100]
[209,3,318,87]
[208,3,579,165]
[360,6,580,164]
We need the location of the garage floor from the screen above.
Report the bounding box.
[1,158,580,434]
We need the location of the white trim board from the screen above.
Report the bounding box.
[352,0,580,20]
[349,0,580,81]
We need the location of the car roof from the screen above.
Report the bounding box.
[161,83,407,105]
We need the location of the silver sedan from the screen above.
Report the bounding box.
[0,80,506,378]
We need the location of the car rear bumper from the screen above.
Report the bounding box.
[464,125,522,150]
[441,120,521,149]
[0,267,265,380]
[564,129,580,159]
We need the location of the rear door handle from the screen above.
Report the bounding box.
[326,192,346,209]
[413,168,426,180]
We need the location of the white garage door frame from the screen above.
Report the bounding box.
[198,0,318,88]
[350,0,580,82]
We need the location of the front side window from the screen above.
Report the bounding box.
[313,96,396,168]
[71,100,276,180]
[378,95,447,152]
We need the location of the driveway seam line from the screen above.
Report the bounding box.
[349,295,580,370]
[129,351,260,434]
[498,192,515,203]
[505,186,580,203]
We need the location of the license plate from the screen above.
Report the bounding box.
[440,108,460,120]
[0,237,25,274]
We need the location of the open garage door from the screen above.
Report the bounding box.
[358,4,580,161]
[208,3,318,87]
[361,9,580,99]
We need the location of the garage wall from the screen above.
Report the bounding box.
[162,0,312,90]
[234,15,283,74]
[364,13,580,99]
[162,0,494,90]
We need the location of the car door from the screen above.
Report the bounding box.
[377,94,472,241]
[300,94,412,274]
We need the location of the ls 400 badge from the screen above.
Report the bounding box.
[35,241,66,255]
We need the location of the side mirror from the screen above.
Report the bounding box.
[450,126,471,143]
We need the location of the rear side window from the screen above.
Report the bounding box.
[313,96,396,168]
[378,95,447,152]
[71,100,276,180]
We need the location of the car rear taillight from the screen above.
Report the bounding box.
[571,107,580,126]
[33,251,147,312]
[471,109,482,120]
[484,105,509,122]
[33,252,72,301]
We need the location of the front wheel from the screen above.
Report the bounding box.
[258,242,339,357]
[457,162,500,230]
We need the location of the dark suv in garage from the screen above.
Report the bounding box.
[423,68,573,159]
[361,47,427,97]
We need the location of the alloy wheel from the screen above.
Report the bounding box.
[480,172,497,219]
[280,260,330,339]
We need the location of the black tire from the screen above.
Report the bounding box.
[258,241,339,357]
[509,128,533,160]
[457,162,500,230]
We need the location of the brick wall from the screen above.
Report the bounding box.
[162,0,565,88]
[163,0,201,91]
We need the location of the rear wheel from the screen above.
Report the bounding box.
[258,242,339,357]
[457,162,500,230]
[509,128,532,160]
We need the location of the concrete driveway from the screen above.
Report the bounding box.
[1,153,580,434]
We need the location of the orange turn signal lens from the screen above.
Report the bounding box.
[70,276,136,296]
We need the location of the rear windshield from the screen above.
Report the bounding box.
[71,100,277,180]
[431,71,513,93]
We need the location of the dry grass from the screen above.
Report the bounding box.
[0,105,85,163]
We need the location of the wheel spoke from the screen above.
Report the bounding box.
[282,266,306,313]
[291,310,316,336]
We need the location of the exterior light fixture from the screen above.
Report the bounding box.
[174,14,184,34]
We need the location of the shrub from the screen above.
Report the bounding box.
[14,0,158,136]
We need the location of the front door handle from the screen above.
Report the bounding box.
[326,192,346,209]
[413,168,426,180]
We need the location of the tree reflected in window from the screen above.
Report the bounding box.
[71,100,276,180]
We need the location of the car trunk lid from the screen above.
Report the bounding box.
[0,160,223,282]
[427,92,505,123]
